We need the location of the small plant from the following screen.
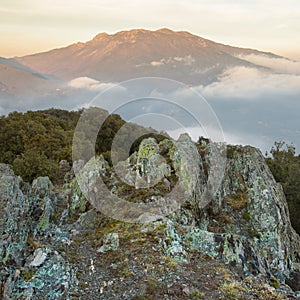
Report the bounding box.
[242,211,251,221]
[270,275,280,289]
[219,282,245,300]
[162,256,178,269]
[132,296,152,300]
[247,228,261,239]
[226,189,248,210]
[21,267,35,282]
[190,289,205,299]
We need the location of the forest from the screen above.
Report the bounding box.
[0,108,299,234]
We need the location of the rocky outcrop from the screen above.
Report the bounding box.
[69,135,300,294]
[0,135,299,299]
[161,143,300,284]
[0,164,77,299]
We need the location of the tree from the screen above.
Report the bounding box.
[266,141,300,235]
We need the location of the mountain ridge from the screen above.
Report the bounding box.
[15,28,282,84]
[0,58,57,96]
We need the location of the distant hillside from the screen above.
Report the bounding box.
[16,28,280,85]
[0,58,54,95]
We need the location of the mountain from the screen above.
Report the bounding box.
[2,29,298,154]
[16,28,281,85]
[0,57,56,96]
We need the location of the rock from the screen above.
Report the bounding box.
[286,270,300,291]
[97,233,119,253]
[166,144,300,286]
[70,156,109,215]
[59,160,71,184]
[0,165,78,299]
[30,248,48,267]
[32,176,53,197]
[135,138,170,189]
[115,138,171,189]
[0,164,30,266]
[0,134,299,299]
[0,163,15,176]
[14,251,78,299]
[31,177,55,234]
[166,134,206,208]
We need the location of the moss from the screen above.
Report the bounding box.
[219,282,245,300]
[247,228,261,239]
[226,145,239,159]
[145,278,166,295]
[66,249,84,263]
[79,281,89,289]
[189,289,205,299]
[162,256,178,269]
[226,189,248,210]
[39,213,48,230]
[132,296,152,300]
[270,276,281,289]
[242,211,251,221]
[27,236,40,250]
[21,267,35,282]
[2,250,10,264]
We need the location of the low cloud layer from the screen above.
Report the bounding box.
[68,77,119,91]
[198,66,300,99]
[1,63,299,153]
[237,54,300,75]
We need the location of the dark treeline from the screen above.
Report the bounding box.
[0,108,151,183]
[0,109,79,182]
[0,108,128,182]
[266,142,300,235]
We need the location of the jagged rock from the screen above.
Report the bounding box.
[13,250,78,299]
[97,233,119,253]
[32,176,53,197]
[286,270,300,291]
[135,138,170,189]
[31,177,55,235]
[0,165,78,299]
[1,135,299,299]
[69,156,109,215]
[59,160,71,183]
[165,145,300,289]
[0,164,30,266]
[69,136,299,288]
[29,248,48,267]
[115,138,171,189]
[166,134,205,205]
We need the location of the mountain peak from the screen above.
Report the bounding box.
[16,28,279,84]
[92,32,110,42]
[156,28,175,34]
[91,28,180,41]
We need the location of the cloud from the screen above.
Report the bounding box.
[137,56,196,68]
[173,55,195,65]
[1,63,300,154]
[198,66,300,99]
[150,61,164,67]
[237,54,300,75]
[68,77,119,91]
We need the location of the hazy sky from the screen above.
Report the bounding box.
[1,0,300,59]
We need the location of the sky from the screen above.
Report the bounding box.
[1,0,300,59]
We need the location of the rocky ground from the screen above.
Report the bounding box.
[0,135,299,299]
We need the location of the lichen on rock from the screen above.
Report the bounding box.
[0,134,299,299]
